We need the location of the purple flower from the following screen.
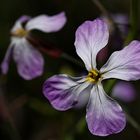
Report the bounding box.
[43,19,140,136]
[1,12,66,80]
[112,81,136,102]
[112,14,128,36]
[102,13,128,35]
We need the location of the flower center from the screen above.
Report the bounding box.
[86,69,101,83]
[12,28,28,38]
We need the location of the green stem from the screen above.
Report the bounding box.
[125,0,139,44]
[104,79,116,94]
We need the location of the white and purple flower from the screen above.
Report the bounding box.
[43,19,140,136]
[1,12,66,80]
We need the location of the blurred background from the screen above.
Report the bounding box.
[0,0,140,140]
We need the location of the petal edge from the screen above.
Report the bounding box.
[75,19,109,70]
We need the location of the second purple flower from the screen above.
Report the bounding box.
[1,12,66,80]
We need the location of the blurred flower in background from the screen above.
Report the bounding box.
[112,81,136,102]
[76,81,136,109]
[98,14,129,64]
[1,12,66,80]
[112,14,129,37]
[102,13,129,36]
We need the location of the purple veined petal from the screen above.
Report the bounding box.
[11,15,31,33]
[43,74,91,111]
[25,12,67,33]
[74,19,109,71]
[112,81,136,102]
[86,83,126,136]
[100,40,140,81]
[13,38,44,80]
[1,44,13,74]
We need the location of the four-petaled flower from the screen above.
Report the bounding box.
[43,19,140,136]
[1,12,66,80]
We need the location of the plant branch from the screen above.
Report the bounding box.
[125,0,139,44]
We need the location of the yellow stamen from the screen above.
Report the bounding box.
[86,69,101,83]
[12,28,28,37]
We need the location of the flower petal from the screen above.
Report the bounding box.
[11,15,31,33]
[74,19,109,70]
[74,89,90,109]
[17,15,31,23]
[86,83,126,136]
[25,12,66,33]
[43,74,91,111]
[13,38,44,80]
[1,44,13,74]
[112,81,136,102]
[100,40,140,81]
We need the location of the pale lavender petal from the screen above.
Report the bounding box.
[1,45,13,74]
[43,74,91,111]
[11,15,31,33]
[13,38,44,80]
[112,81,136,102]
[26,12,66,33]
[17,15,31,23]
[74,90,90,109]
[75,19,109,70]
[100,40,140,81]
[86,83,126,136]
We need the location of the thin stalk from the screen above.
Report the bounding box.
[125,0,139,44]
[91,0,123,39]
[125,111,140,133]
[91,0,113,23]
[91,0,118,30]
